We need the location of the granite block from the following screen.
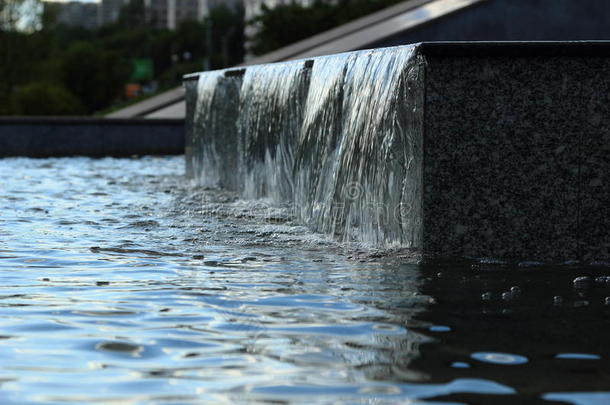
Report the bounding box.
[423,138,579,260]
[424,56,591,148]
[421,53,604,261]
[579,142,610,262]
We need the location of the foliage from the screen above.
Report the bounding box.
[61,42,130,113]
[11,81,84,115]
[0,0,244,116]
[248,0,404,55]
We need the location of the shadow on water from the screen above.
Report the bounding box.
[403,260,610,405]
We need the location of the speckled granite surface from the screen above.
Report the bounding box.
[422,51,609,261]
[580,84,610,262]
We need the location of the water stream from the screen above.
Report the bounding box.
[190,46,424,249]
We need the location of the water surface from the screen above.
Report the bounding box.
[0,156,608,404]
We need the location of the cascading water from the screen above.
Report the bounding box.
[294,46,424,248]
[294,53,347,239]
[237,61,311,201]
[192,70,242,190]
[189,46,424,249]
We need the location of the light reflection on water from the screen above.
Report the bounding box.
[0,156,609,404]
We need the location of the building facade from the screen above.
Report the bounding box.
[98,0,127,26]
[144,0,210,30]
[42,1,96,29]
[45,0,220,31]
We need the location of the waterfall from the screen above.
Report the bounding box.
[295,46,424,247]
[193,69,243,190]
[237,60,311,201]
[188,45,424,249]
[294,53,348,238]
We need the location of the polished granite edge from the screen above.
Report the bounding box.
[0,117,184,125]
[422,53,609,261]
[0,119,184,157]
[419,40,610,57]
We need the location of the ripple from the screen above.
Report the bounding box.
[96,341,143,354]
[543,392,610,405]
[555,353,602,360]
[471,352,529,365]
[122,220,160,229]
[0,156,607,404]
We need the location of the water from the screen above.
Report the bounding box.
[294,46,424,247]
[238,61,310,201]
[190,46,425,249]
[192,70,242,190]
[1,156,609,404]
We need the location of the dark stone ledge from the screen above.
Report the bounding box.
[0,117,184,158]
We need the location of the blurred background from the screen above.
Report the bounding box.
[0,0,406,117]
[3,0,610,118]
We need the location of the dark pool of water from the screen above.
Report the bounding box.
[0,156,609,404]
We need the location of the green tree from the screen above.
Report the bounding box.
[0,30,37,111]
[117,0,146,29]
[11,81,84,115]
[209,4,244,68]
[0,0,246,116]
[61,41,129,113]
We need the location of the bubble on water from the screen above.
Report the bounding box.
[510,286,521,297]
[605,297,610,306]
[471,352,528,365]
[574,300,589,308]
[481,292,492,301]
[573,276,591,289]
[502,292,512,301]
[553,296,563,305]
[595,276,608,285]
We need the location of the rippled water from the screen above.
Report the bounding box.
[1,156,609,404]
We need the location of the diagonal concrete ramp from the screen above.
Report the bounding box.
[107,0,485,119]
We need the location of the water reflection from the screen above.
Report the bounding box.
[409,261,610,404]
[0,157,609,404]
[0,157,431,404]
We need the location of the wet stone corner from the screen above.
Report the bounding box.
[420,49,608,262]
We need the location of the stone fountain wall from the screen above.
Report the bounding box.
[185,42,609,263]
